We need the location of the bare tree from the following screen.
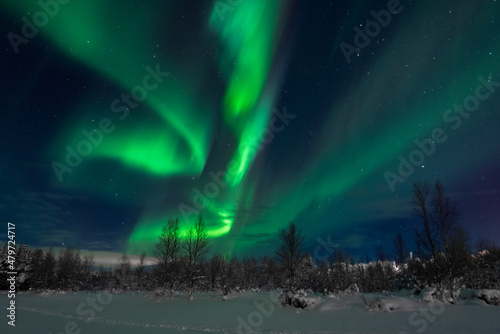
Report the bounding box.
[393,232,409,265]
[27,248,45,290]
[135,252,147,290]
[117,254,131,275]
[116,253,132,290]
[376,244,387,262]
[412,180,470,300]
[318,258,330,293]
[41,248,57,289]
[331,248,350,291]
[242,257,258,289]
[208,254,225,291]
[81,253,95,290]
[275,222,305,293]
[154,217,182,298]
[81,254,95,275]
[450,228,470,281]
[183,214,209,300]
[431,181,470,300]
[412,181,437,261]
[431,181,459,260]
[57,247,81,290]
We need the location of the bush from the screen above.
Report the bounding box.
[280,288,313,309]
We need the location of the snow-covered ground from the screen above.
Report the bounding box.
[2,290,499,333]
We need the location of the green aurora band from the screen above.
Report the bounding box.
[209,0,285,188]
[6,0,286,251]
[7,0,213,178]
[6,0,499,256]
[232,0,500,246]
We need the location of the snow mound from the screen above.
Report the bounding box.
[475,289,500,305]
[378,297,422,312]
[460,289,500,306]
[281,289,315,309]
[422,287,437,302]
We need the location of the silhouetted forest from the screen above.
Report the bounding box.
[2,182,499,307]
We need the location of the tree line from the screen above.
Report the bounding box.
[1,181,499,306]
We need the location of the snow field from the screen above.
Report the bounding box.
[1,290,499,333]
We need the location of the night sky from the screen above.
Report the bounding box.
[1,0,499,261]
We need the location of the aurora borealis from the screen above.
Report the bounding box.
[1,0,499,260]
